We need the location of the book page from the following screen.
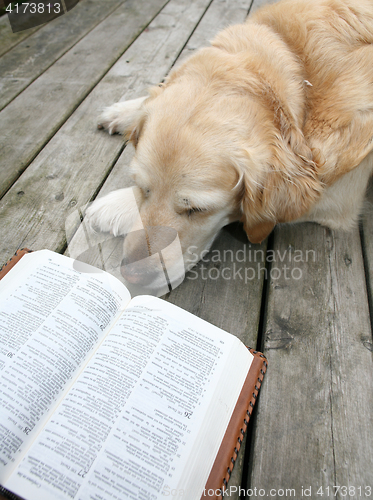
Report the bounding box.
[0,250,131,483]
[5,296,253,500]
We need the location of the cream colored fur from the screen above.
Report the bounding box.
[88,0,373,283]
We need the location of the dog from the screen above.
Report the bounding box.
[87,0,373,290]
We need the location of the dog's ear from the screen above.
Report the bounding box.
[240,87,323,243]
[244,221,276,244]
[240,143,323,243]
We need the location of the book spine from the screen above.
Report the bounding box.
[219,350,268,499]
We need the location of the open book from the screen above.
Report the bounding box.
[0,249,267,500]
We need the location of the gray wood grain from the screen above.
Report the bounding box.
[0,0,123,111]
[360,177,373,325]
[0,13,41,58]
[247,222,373,497]
[0,0,168,199]
[244,0,373,494]
[0,0,212,265]
[176,0,253,66]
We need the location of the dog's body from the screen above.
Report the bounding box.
[89,0,373,288]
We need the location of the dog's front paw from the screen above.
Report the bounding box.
[85,188,144,236]
[97,96,148,136]
[97,102,130,135]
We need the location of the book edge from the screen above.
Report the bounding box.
[201,349,268,500]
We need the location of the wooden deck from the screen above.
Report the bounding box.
[1,0,373,497]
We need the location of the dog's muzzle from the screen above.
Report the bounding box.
[120,226,183,290]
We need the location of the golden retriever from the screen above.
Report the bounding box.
[88,0,373,289]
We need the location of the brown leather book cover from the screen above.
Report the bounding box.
[201,350,267,500]
[0,248,32,281]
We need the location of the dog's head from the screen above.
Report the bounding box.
[105,47,323,291]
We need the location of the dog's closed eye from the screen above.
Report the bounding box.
[186,207,207,217]
[178,198,207,217]
[181,197,208,217]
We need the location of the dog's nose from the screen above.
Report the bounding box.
[120,258,161,285]
[120,226,179,286]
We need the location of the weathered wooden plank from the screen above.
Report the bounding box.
[0,0,124,111]
[0,0,213,265]
[0,13,41,58]
[0,0,168,199]
[360,178,373,321]
[249,0,278,14]
[176,0,252,65]
[247,223,373,496]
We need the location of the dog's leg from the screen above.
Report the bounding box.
[97,96,147,136]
